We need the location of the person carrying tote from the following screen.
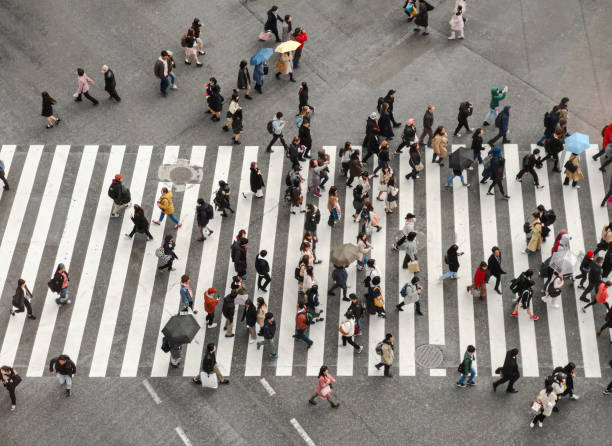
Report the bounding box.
[308,365,339,408]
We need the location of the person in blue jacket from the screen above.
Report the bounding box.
[488,105,512,145]
[480,145,502,184]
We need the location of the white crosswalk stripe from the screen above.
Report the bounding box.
[0,144,609,379]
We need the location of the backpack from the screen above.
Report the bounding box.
[523,222,531,234]
[305,312,313,326]
[338,323,350,336]
[483,154,493,170]
[155,246,167,260]
[509,278,520,293]
[47,277,60,293]
[494,112,503,128]
[543,112,551,128]
[294,266,302,281]
[376,97,385,113]
[375,342,383,356]
[180,35,189,47]
[522,154,530,169]
[331,268,338,282]
[400,283,408,298]
[285,171,293,187]
[108,183,119,200]
[542,209,556,226]
[205,203,214,220]
[161,337,171,352]
[266,120,274,134]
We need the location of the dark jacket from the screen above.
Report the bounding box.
[196,202,212,227]
[458,102,473,120]
[237,67,251,89]
[154,59,166,79]
[423,110,434,130]
[378,112,394,138]
[250,167,265,193]
[49,355,76,376]
[383,93,395,113]
[51,270,69,292]
[201,350,216,373]
[524,153,540,170]
[264,9,282,32]
[500,349,520,380]
[348,156,363,177]
[491,159,505,181]
[544,137,563,156]
[304,207,321,233]
[255,255,270,275]
[588,263,603,285]
[498,105,511,132]
[262,318,276,339]
[446,246,460,272]
[348,300,363,320]
[12,285,32,311]
[298,124,312,150]
[104,69,116,91]
[231,241,248,272]
[578,255,592,273]
[487,253,505,277]
[299,86,309,107]
[402,124,417,143]
[222,294,236,320]
[471,133,484,154]
[163,237,178,260]
[415,1,434,27]
[208,86,223,112]
[333,266,348,287]
[42,95,55,117]
[109,179,131,205]
[131,212,150,233]
[241,304,257,327]
[408,146,421,167]
[378,147,390,163]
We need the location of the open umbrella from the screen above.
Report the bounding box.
[331,243,361,267]
[448,146,473,171]
[251,48,274,66]
[162,314,200,344]
[565,132,590,155]
[274,41,300,53]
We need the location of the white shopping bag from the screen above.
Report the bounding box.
[200,371,218,389]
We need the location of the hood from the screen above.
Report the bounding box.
[492,146,502,155]
[491,88,500,94]
[163,190,173,199]
[503,105,511,113]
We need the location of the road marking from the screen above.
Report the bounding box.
[429,368,446,376]
[174,426,193,446]
[259,377,276,396]
[142,379,162,404]
[290,418,316,446]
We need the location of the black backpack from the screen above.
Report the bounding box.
[542,209,556,226]
[107,183,119,200]
[543,112,551,128]
[522,154,530,169]
[494,112,503,128]
[523,222,531,234]
[376,97,385,113]
[266,120,274,134]
[509,278,520,293]
[47,277,60,293]
[285,171,293,187]
[205,203,214,220]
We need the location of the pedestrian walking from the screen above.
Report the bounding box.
[524,213,543,254]
[293,27,308,68]
[482,86,508,126]
[378,103,395,140]
[195,198,214,242]
[158,234,178,273]
[384,176,398,214]
[153,187,181,229]
[575,251,594,289]
[308,160,327,197]
[180,275,197,313]
[540,127,564,172]
[362,112,381,163]
[10,279,36,319]
[309,366,340,407]
[594,223,612,256]
[192,343,230,386]
[297,82,314,115]
[401,231,418,270]
[487,247,506,294]
[420,105,435,148]
[255,250,271,292]
[204,288,219,328]
[222,94,239,132]
[492,348,520,393]
[41,91,60,129]
[562,152,583,188]
[257,312,278,358]
[255,297,268,336]
[264,6,283,42]
[207,84,223,122]
[237,60,253,99]
[515,147,544,189]
[488,105,512,145]
[154,50,171,97]
[281,14,292,41]
[486,158,510,199]
[431,126,448,166]
[213,180,234,218]
[241,299,258,344]
[593,122,612,172]
[231,237,248,280]
[298,118,313,159]
[467,262,488,300]
[101,65,121,101]
[221,291,237,338]
[396,119,417,153]
[370,276,386,318]
[346,150,363,187]
[396,276,423,315]
[556,362,579,399]
[530,385,557,428]
[0,158,9,191]
[49,263,71,305]
[125,204,154,240]
[448,6,465,40]
[440,244,463,280]
[339,311,363,353]
[0,366,21,411]
[294,303,314,347]
[536,105,561,147]
[413,0,434,35]
[471,128,485,164]
[275,51,295,82]
[327,185,341,227]
[373,142,391,177]
[328,264,348,300]
[181,28,203,67]
[453,101,472,136]
[394,213,416,250]
[456,345,477,387]
[242,162,264,198]
[191,18,206,55]
[266,112,288,153]
[480,145,502,183]
[445,166,470,188]
[582,281,611,313]
[579,256,604,303]
[356,232,372,272]
[49,355,76,397]
[165,50,177,90]
[404,143,422,181]
[510,280,539,320]
[374,333,395,377]
[378,90,401,127]
[108,173,131,218]
[74,68,98,105]
[253,62,265,94]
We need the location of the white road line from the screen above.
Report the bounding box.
[505,144,539,377]
[244,148,284,376]
[27,145,99,376]
[174,426,193,446]
[530,145,568,369]
[306,147,335,376]
[120,146,180,377]
[63,145,126,363]
[477,158,507,374]
[215,146,257,376]
[336,147,360,376]
[398,152,415,376]
[183,146,230,377]
[450,145,476,372]
[89,147,153,377]
[276,161,309,376]
[0,145,69,367]
[559,151,601,377]
[0,144,16,202]
[150,146,205,376]
[368,165,387,376]
[259,377,276,396]
[142,379,162,404]
[290,418,316,446]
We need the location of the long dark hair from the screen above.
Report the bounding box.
[284,15,292,33]
[133,204,144,216]
[318,365,328,377]
[42,91,56,105]
[434,126,445,137]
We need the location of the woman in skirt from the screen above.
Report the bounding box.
[41,91,60,129]
[385,176,398,214]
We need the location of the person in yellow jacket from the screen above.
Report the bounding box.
[153,187,182,229]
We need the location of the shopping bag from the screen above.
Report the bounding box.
[259,31,273,41]
[408,260,420,273]
[530,400,542,414]
[200,372,218,389]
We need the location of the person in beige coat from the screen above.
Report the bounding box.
[374,333,395,377]
[563,153,583,188]
[525,213,543,254]
[530,386,557,428]
[431,126,449,166]
[275,52,295,82]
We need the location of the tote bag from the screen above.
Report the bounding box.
[200,372,218,389]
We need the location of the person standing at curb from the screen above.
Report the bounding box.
[49,354,76,397]
[41,91,60,129]
[241,299,258,344]
[195,198,214,242]
[456,345,476,387]
[374,333,395,377]
[482,86,508,126]
[492,348,520,393]
[101,65,121,102]
[153,187,181,229]
[309,366,340,408]
[0,366,21,411]
[257,312,278,359]
[108,174,131,218]
[75,68,98,105]
[256,250,271,292]
[11,279,36,319]
[192,343,230,386]
[204,288,219,328]
[266,112,288,153]
[49,263,71,305]
[154,51,170,97]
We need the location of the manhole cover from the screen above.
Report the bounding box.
[169,166,195,182]
[415,344,443,368]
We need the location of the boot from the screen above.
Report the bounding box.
[289,73,296,83]
[415,302,423,315]
[275,72,281,79]
[308,398,317,405]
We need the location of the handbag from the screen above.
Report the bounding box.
[530,400,542,414]
[415,162,424,172]
[275,60,285,71]
[470,287,480,298]
[263,65,269,75]
[258,31,273,41]
[408,260,420,273]
[564,159,577,173]
[200,371,218,389]
[320,385,331,397]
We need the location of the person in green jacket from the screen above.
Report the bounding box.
[457,345,477,387]
[482,86,508,126]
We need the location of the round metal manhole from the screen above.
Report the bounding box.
[415,344,443,368]
[168,166,194,183]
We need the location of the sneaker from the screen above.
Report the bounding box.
[530,422,535,428]
[171,85,178,90]
[463,183,470,187]
[225,334,234,338]
[510,312,518,317]
[454,132,461,136]
[256,343,262,350]
[467,381,477,386]
[531,315,539,321]
[538,422,543,428]
[208,323,217,329]
[65,389,71,397]
[249,339,255,344]
[603,389,612,395]
[27,315,36,320]
[110,213,120,218]
[456,383,466,388]
[220,379,230,385]
[173,224,182,230]
[357,346,363,353]
[569,394,579,400]
[579,296,590,303]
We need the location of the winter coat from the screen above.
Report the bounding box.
[460,351,474,375]
[527,221,543,252]
[237,67,251,90]
[348,300,364,320]
[264,9,282,33]
[41,95,55,117]
[250,167,265,193]
[404,239,418,261]
[449,13,464,31]
[296,308,309,330]
[446,246,460,272]
[333,266,348,288]
[201,350,217,374]
[378,112,394,138]
[348,157,363,177]
[564,154,584,182]
[279,52,293,75]
[262,318,276,339]
[241,304,257,327]
[536,389,557,417]
[222,294,236,320]
[231,241,248,272]
[131,213,150,233]
[49,355,76,376]
[77,73,94,94]
[255,254,270,275]
[196,202,212,227]
[544,137,563,156]
[487,254,504,277]
[489,88,506,109]
[498,106,511,132]
[457,102,472,120]
[304,207,320,233]
[500,350,520,380]
[180,284,193,307]
[423,110,434,130]
[295,31,308,49]
[596,282,609,304]
[473,267,488,287]
[471,134,484,154]
[414,1,434,27]
[432,134,448,158]
[208,87,223,112]
[12,285,32,311]
[163,237,178,260]
[104,69,116,91]
[402,124,417,143]
[315,374,336,398]
[357,239,372,262]
[408,146,421,167]
[158,190,174,215]
[588,263,603,285]
[109,179,131,205]
[204,292,219,314]
[253,63,264,86]
[298,124,312,150]
[380,341,394,365]
[281,22,292,42]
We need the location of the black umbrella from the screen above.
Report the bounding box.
[448,146,473,171]
[162,314,200,344]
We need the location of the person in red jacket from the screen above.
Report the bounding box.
[204,288,219,328]
[593,123,612,171]
[293,28,308,68]
[582,281,611,313]
[467,261,488,300]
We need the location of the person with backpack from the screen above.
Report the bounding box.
[488,105,512,145]
[190,18,206,55]
[593,122,612,171]
[49,354,76,397]
[579,256,604,303]
[257,312,278,358]
[339,311,363,353]
[153,187,181,229]
[453,101,473,136]
[540,127,564,172]
[125,204,153,241]
[492,348,520,393]
[195,198,214,242]
[563,152,583,188]
[181,28,202,67]
[0,366,21,411]
[396,276,423,315]
[265,112,288,153]
[486,158,510,199]
[440,244,463,281]
[456,345,477,387]
[487,246,506,295]
[479,145,502,184]
[542,272,563,308]
[294,303,314,348]
[536,106,561,147]
[108,174,131,218]
[309,365,340,407]
[10,279,36,319]
[510,280,539,320]
[328,264,348,301]
[582,281,611,313]
[50,263,70,305]
[413,0,434,35]
[158,234,178,273]
[374,333,395,377]
[214,180,233,218]
[482,86,508,126]
[370,276,386,318]
[515,147,544,189]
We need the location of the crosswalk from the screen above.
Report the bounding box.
[0,143,611,379]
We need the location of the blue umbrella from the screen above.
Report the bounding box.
[565,132,590,154]
[250,48,274,66]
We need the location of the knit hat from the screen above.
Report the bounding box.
[369,112,379,120]
[587,251,594,259]
[207,288,218,294]
[115,174,123,181]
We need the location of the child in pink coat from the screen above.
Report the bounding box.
[75,68,99,105]
[308,366,340,408]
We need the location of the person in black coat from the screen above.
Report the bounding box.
[382,90,401,127]
[515,147,544,188]
[127,204,153,240]
[237,60,252,99]
[231,237,248,278]
[396,119,417,153]
[454,101,473,136]
[540,127,564,172]
[362,114,380,163]
[101,65,121,101]
[440,244,463,280]
[304,203,321,238]
[299,120,313,159]
[11,279,36,319]
[255,250,271,291]
[192,343,229,385]
[493,348,520,393]
[49,354,76,396]
[195,198,214,241]
[159,234,178,272]
[41,91,60,128]
[207,84,223,122]
[328,265,348,300]
[414,0,434,35]
[245,162,265,198]
[378,103,394,139]
[264,6,283,42]
[298,82,313,115]
[222,292,237,338]
[420,105,435,147]
[487,246,506,294]
[579,256,604,303]
[241,299,258,343]
[470,128,485,163]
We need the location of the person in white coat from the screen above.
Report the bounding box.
[448,6,465,40]
[338,312,363,353]
[393,212,416,250]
